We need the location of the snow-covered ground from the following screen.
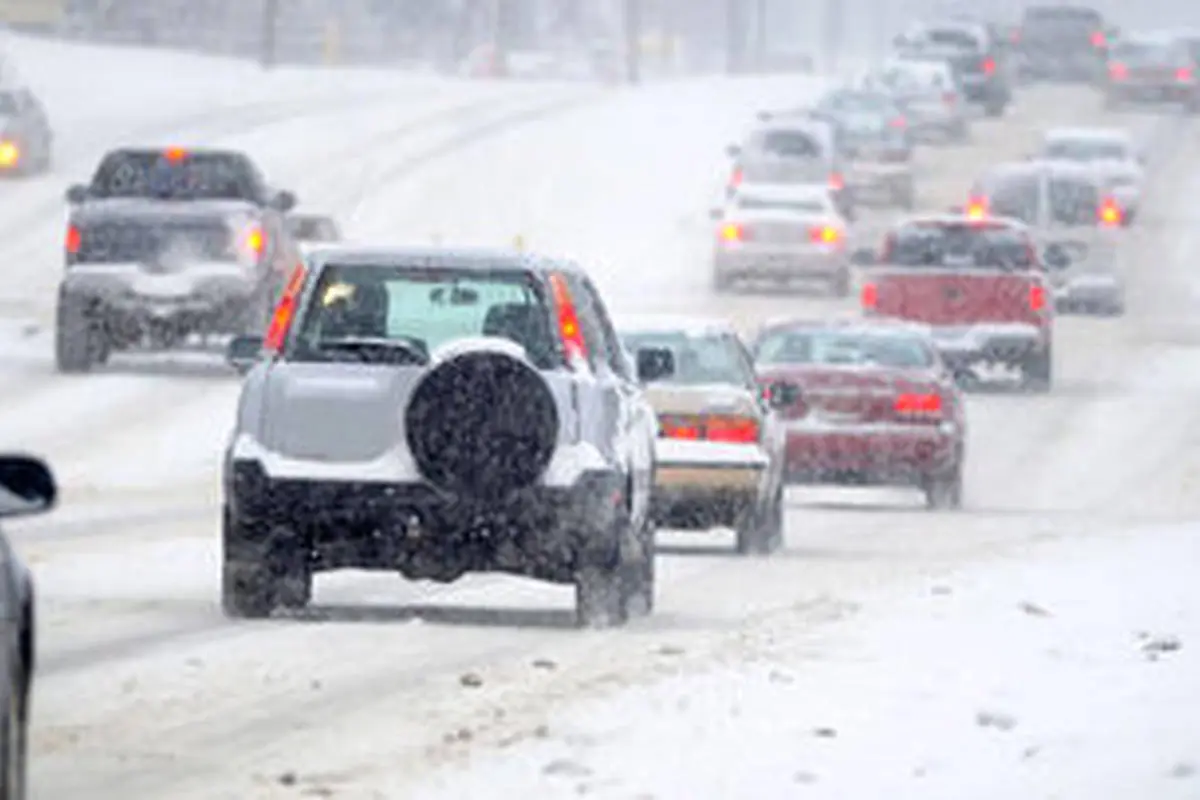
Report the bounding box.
[2,25,1200,800]
[409,523,1200,800]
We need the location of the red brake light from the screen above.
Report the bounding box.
[0,141,18,167]
[65,224,81,254]
[548,273,588,365]
[705,415,761,444]
[729,168,743,188]
[861,282,878,310]
[810,225,840,244]
[659,415,702,440]
[894,393,942,415]
[243,225,266,258]
[1098,197,1122,226]
[1029,283,1046,312]
[1091,31,1106,48]
[982,58,995,74]
[889,116,906,129]
[966,197,987,220]
[163,147,188,163]
[1177,66,1193,82]
[263,263,307,352]
[1109,62,1127,79]
[829,172,844,191]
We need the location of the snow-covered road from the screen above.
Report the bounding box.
[2,32,1199,800]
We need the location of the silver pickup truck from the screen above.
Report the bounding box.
[222,246,670,628]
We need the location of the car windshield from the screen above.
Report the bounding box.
[88,150,259,202]
[887,222,1035,268]
[292,264,555,368]
[754,328,935,368]
[736,195,826,214]
[621,331,748,386]
[1043,138,1129,161]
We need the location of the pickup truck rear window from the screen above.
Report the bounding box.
[888,223,1035,268]
[88,150,261,203]
[754,328,934,368]
[1043,138,1129,162]
[291,264,555,368]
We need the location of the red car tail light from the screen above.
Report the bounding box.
[705,415,761,443]
[1029,283,1047,312]
[1109,62,1127,80]
[894,392,943,415]
[982,58,995,75]
[659,414,703,440]
[861,282,878,310]
[810,225,840,244]
[1098,197,1122,226]
[720,222,745,243]
[263,263,307,353]
[65,224,81,254]
[549,273,589,365]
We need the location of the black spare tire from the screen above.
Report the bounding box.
[406,351,559,500]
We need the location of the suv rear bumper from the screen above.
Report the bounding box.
[226,459,625,584]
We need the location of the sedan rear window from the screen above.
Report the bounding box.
[752,130,824,159]
[1110,41,1180,66]
[736,195,826,214]
[1043,138,1129,161]
[924,29,980,50]
[293,265,555,368]
[621,331,749,386]
[754,329,934,368]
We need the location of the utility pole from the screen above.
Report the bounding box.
[260,0,279,69]
[624,0,640,84]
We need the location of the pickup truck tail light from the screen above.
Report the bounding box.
[0,140,18,167]
[659,413,760,443]
[1109,63,1127,80]
[966,197,987,220]
[549,273,589,365]
[1029,283,1047,312]
[263,263,307,352]
[861,281,878,311]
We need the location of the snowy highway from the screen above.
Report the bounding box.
[3,33,1200,799]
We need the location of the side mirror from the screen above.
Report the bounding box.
[635,346,675,383]
[66,184,87,204]
[725,143,742,158]
[764,381,799,410]
[226,335,264,373]
[271,190,297,212]
[850,247,876,266]
[1043,244,1071,269]
[0,455,56,519]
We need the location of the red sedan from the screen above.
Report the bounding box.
[751,319,966,509]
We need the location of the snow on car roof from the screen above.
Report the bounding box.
[756,315,933,339]
[734,182,831,201]
[616,314,737,338]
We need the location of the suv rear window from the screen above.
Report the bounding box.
[1048,178,1100,225]
[886,222,1035,269]
[88,150,262,203]
[292,265,556,368]
[753,328,935,368]
[751,129,824,159]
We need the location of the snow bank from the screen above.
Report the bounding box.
[410,524,1200,800]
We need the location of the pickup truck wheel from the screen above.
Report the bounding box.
[575,565,627,628]
[1022,348,1053,393]
[55,294,103,373]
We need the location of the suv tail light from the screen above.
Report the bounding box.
[810,225,840,244]
[1029,283,1047,312]
[0,141,18,167]
[549,273,589,366]
[720,222,745,243]
[1098,197,1122,226]
[659,413,760,443]
[982,58,995,75]
[1109,62,1127,80]
[889,116,906,129]
[263,263,307,352]
[65,224,81,255]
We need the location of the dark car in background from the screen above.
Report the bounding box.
[1014,5,1113,82]
[895,20,1012,116]
[0,86,52,176]
[1103,34,1200,112]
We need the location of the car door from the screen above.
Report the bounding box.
[567,272,656,525]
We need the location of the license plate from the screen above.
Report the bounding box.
[132,274,193,298]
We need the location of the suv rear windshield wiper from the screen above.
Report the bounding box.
[307,336,430,366]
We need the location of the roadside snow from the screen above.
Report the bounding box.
[409,524,1200,800]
